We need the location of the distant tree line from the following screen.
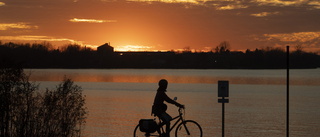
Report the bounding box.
[0,41,319,69]
[0,64,87,137]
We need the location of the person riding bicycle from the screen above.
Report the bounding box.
[152,79,184,137]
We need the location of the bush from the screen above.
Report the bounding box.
[0,67,87,137]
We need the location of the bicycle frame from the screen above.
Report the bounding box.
[156,108,185,135]
[134,107,202,137]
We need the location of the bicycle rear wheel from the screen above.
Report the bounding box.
[175,120,202,137]
[134,124,147,137]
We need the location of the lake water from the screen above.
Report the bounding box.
[26,69,320,137]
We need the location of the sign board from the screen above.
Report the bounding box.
[218,99,229,103]
[218,81,229,97]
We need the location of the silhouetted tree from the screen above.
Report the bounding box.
[294,44,304,55]
[41,77,87,137]
[0,66,87,137]
[0,41,319,69]
[215,41,231,53]
[183,46,191,53]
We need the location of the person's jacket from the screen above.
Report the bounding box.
[152,88,181,116]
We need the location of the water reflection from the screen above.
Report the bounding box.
[80,83,320,137]
[27,69,320,85]
[30,69,320,137]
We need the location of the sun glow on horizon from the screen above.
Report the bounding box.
[114,45,156,52]
[1,0,320,54]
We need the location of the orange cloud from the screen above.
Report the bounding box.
[309,1,320,9]
[0,35,82,44]
[251,31,320,53]
[254,0,303,6]
[126,0,320,10]
[69,18,117,23]
[127,0,200,4]
[0,23,38,30]
[263,32,320,42]
[251,11,279,17]
[251,0,320,9]
[216,4,248,10]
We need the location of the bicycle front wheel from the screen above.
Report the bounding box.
[175,120,202,137]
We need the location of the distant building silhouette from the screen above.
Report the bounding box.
[97,42,114,54]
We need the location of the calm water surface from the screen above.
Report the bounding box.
[27,69,320,137]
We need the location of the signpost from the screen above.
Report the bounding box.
[286,46,290,137]
[218,81,229,137]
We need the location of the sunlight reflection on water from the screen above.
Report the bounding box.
[76,83,319,137]
[30,69,320,137]
[28,69,320,85]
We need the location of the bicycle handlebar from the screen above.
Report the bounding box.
[178,107,185,116]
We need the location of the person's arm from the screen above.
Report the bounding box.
[163,92,184,108]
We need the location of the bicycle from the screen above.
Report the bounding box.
[133,107,202,137]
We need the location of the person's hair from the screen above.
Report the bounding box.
[158,79,168,87]
[158,79,168,91]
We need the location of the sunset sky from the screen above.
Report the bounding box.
[1,0,320,52]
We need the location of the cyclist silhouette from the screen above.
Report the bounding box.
[152,79,184,137]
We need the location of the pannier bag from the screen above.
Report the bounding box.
[139,119,158,133]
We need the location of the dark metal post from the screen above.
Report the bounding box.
[286,46,290,137]
[218,81,228,137]
[222,96,225,137]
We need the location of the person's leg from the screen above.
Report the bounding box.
[159,112,172,137]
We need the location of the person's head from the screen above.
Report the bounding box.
[158,79,168,90]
